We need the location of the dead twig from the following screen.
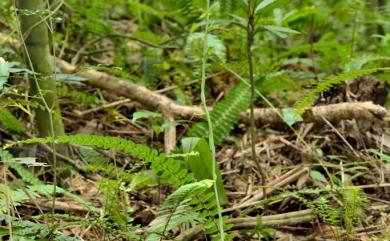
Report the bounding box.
[223,166,309,213]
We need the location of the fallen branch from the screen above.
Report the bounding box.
[175,209,315,241]
[223,166,309,213]
[58,59,388,124]
[241,101,388,126]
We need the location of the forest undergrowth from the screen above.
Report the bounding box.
[0,0,390,240]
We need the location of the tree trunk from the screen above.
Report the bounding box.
[17,1,69,160]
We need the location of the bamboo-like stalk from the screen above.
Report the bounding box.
[16,0,70,183]
[17,0,68,156]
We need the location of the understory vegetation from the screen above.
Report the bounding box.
[0,0,390,240]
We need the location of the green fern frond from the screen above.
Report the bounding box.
[340,187,367,237]
[312,195,340,226]
[187,81,250,144]
[99,178,130,228]
[79,147,133,181]
[0,184,36,214]
[295,67,390,113]
[1,96,45,111]
[0,108,26,134]
[147,180,213,240]
[345,55,390,71]
[58,86,101,105]
[0,214,81,240]
[10,163,42,185]
[8,135,194,187]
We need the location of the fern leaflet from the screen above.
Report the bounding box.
[295,67,390,113]
[8,135,194,187]
[187,81,250,144]
[146,180,213,240]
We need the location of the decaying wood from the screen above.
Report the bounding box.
[27,199,91,213]
[241,101,388,126]
[162,108,176,154]
[175,209,315,241]
[57,59,205,118]
[58,59,388,125]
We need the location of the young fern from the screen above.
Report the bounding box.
[7,135,194,187]
[187,81,250,144]
[340,187,367,237]
[146,180,213,240]
[57,86,101,105]
[294,67,390,113]
[312,195,340,226]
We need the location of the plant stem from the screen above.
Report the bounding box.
[246,0,267,201]
[200,1,224,240]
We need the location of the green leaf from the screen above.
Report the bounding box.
[129,170,158,190]
[310,170,327,182]
[5,157,48,167]
[345,55,390,71]
[0,59,9,89]
[255,0,277,13]
[282,108,303,126]
[182,138,228,205]
[367,149,390,163]
[161,120,180,130]
[186,33,226,61]
[132,110,162,123]
[262,25,300,38]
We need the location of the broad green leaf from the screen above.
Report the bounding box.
[310,170,327,182]
[182,137,227,205]
[132,110,162,123]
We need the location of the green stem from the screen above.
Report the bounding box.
[200,1,224,240]
[246,0,267,202]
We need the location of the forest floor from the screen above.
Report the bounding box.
[1,3,390,240]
